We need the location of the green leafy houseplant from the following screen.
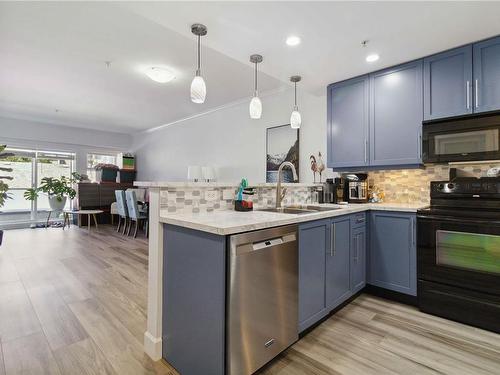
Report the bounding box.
[24,173,78,209]
[0,145,14,246]
[0,145,14,209]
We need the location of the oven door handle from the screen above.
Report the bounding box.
[417,214,500,226]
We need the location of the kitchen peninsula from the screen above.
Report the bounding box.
[136,181,425,375]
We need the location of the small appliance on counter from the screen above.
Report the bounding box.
[343,173,368,203]
[311,185,324,204]
[323,177,345,203]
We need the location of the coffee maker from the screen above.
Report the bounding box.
[343,173,368,203]
[323,178,344,203]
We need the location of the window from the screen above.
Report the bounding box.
[0,148,75,225]
[86,153,117,182]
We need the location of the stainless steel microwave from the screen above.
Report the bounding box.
[422,113,500,163]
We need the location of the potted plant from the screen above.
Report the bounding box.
[0,145,14,246]
[24,174,77,212]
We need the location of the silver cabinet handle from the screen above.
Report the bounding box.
[410,218,415,246]
[364,139,367,164]
[466,80,470,109]
[353,235,358,262]
[418,132,422,159]
[475,79,479,108]
[330,222,336,257]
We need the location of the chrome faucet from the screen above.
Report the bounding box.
[276,161,298,208]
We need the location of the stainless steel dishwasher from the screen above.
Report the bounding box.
[228,225,298,375]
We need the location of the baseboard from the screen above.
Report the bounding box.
[144,331,162,361]
[364,284,418,306]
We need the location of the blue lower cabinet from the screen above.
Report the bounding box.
[298,219,329,331]
[368,211,417,296]
[325,216,351,310]
[350,226,366,294]
[162,225,226,375]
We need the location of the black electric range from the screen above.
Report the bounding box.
[417,177,500,333]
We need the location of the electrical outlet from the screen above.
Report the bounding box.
[205,190,218,201]
[222,189,235,200]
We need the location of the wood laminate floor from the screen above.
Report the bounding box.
[0,225,176,375]
[0,225,499,375]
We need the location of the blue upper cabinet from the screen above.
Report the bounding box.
[424,45,473,120]
[369,60,423,166]
[327,75,369,169]
[473,36,500,114]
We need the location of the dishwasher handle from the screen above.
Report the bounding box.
[233,232,297,255]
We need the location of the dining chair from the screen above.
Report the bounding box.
[125,190,148,238]
[114,190,129,235]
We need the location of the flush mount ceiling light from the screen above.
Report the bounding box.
[290,75,302,129]
[286,35,301,46]
[361,40,379,63]
[366,54,380,63]
[145,67,176,83]
[249,54,263,119]
[190,23,208,104]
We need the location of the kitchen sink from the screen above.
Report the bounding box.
[258,205,343,215]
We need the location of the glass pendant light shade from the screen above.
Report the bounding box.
[290,75,302,129]
[190,74,206,104]
[249,95,262,119]
[249,54,263,119]
[191,24,208,104]
[290,106,301,129]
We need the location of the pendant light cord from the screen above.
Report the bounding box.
[254,62,258,95]
[294,82,297,107]
[197,35,201,75]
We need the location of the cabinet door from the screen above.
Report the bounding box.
[369,212,416,296]
[325,216,351,309]
[298,220,328,331]
[350,226,366,294]
[370,60,423,166]
[473,36,500,113]
[327,76,369,169]
[424,45,473,120]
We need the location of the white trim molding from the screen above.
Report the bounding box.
[144,187,164,361]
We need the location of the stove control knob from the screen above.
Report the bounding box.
[437,183,444,190]
[447,183,455,190]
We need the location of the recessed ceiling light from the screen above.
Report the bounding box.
[286,36,301,46]
[144,67,176,83]
[366,54,380,63]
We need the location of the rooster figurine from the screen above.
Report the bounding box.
[317,151,325,182]
[310,155,318,183]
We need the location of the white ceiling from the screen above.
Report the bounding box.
[1,2,500,134]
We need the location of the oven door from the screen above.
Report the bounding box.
[417,214,500,296]
[422,114,500,163]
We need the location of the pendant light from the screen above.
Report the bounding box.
[190,24,207,104]
[249,54,263,119]
[290,75,302,129]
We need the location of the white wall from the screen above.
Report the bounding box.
[0,116,132,173]
[132,89,334,184]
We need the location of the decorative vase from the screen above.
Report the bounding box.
[48,195,67,212]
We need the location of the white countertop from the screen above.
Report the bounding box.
[159,202,427,235]
[134,181,321,188]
